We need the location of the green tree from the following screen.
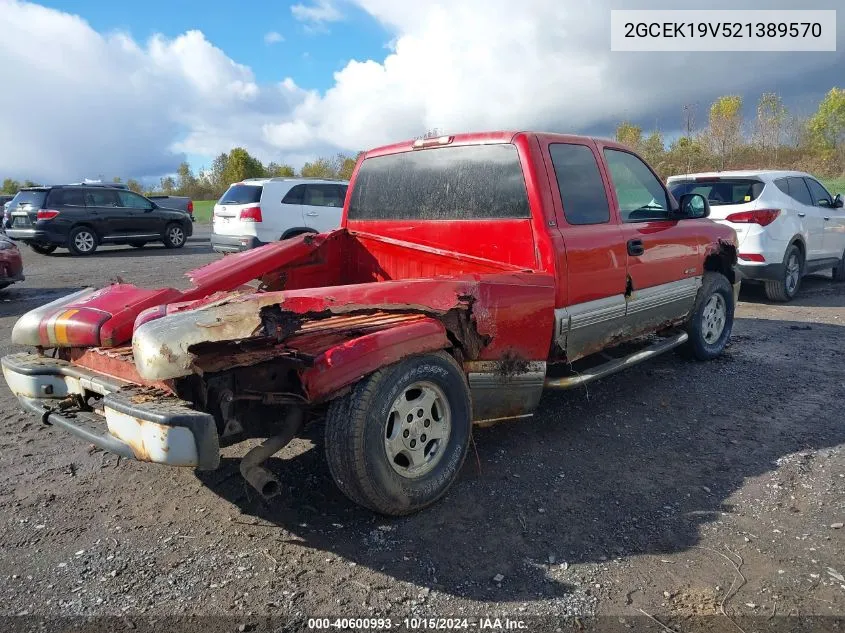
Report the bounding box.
[640,132,665,172]
[614,122,642,150]
[112,176,123,184]
[176,161,198,197]
[210,152,229,193]
[807,87,845,152]
[160,176,176,194]
[707,95,743,170]
[265,162,296,177]
[1,178,21,194]
[221,147,265,185]
[753,92,787,164]
[300,157,338,179]
[126,178,143,193]
[22,180,40,188]
[338,153,361,180]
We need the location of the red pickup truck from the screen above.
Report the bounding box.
[2,132,739,515]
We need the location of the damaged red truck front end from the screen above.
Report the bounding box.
[3,131,738,515]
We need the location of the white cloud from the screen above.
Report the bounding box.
[0,0,842,183]
[264,31,284,45]
[291,0,343,25]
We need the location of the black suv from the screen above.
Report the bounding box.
[5,185,193,255]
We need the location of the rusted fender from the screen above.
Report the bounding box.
[299,317,450,401]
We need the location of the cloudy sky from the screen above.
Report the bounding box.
[0,0,842,183]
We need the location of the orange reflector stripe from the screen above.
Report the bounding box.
[54,309,80,345]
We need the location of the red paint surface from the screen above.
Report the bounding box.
[0,246,23,281]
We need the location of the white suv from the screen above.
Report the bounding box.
[668,171,845,301]
[211,177,349,253]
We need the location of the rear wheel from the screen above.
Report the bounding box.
[67,227,98,256]
[832,249,845,282]
[764,244,802,301]
[29,242,57,255]
[680,271,734,361]
[163,223,186,249]
[324,352,471,516]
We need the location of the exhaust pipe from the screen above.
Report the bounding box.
[240,407,304,500]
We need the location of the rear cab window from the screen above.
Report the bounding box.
[219,184,263,205]
[348,144,529,220]
[548,143,610,225]
[669,178,764,206]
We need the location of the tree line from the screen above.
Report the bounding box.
[3,87,842,199]
[615,87,844,180]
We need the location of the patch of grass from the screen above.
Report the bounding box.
[820,177,845,195]
[193,200,215,223]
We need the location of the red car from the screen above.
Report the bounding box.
[0,235,24,289]
[3,131,738,515]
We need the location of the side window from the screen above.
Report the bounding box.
[603,149,670,222]
[281,184,305,205]
[117,191,153,209]
[548,143,610,225]
[304,184,344,208]
[804,178,833,207]
[786,177,813,206]
[48,189,86,207]
[85,189,120,207]
[774,178,790,196]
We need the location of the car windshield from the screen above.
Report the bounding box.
[668,179,764,206]
[219,184,262,205]
[9,190,48,210]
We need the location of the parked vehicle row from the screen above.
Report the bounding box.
[4,185,193,255]
[211,177,348,252]
[0,234,23,289]
[3,131,740,517]
[668,171,845,301]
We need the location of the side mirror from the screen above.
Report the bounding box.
[833,193,843,209]
[677,193,710,219]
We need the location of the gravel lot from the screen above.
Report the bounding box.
[0,228,843,631]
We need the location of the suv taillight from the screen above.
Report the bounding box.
[37,209,60,220]
[239,206,263,222]
[187,200,194,215]
[725,209,780,226]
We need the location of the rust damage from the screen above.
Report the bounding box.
[185,292,492,377]
[495,350,531,379]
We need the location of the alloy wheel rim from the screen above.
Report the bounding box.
[384,381,452,479]
[75,231,95,252]
[702,293,727,344]
[785,253,800,294]
[169,227,185,246]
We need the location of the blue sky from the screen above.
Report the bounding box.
[36,0,389,92]
[1,0,842,184]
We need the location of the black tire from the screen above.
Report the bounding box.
[67,226,98,256]
[680,271,735,361]
[163,223,187,249]
[29,242,57,255]
[324,351,471,516]
[764,244,802,301]
[129,241,147,248]
[832,249,845,282]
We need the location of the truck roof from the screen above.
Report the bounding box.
[364,131,623,158]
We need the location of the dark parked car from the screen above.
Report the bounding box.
[1,195,15,231]
[0,234,23,288]
[4,186,193,255]
[148,195,194,220]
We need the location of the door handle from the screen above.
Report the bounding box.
[627,238,645,256]
[797,212,806,217]
[306,212,318,216]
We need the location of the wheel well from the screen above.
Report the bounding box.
[281,227,317,240]
[70,223,99,239]
[703,241,737,285]
[789,237,806,260]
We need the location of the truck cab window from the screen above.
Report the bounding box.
[603,149,670,222]
[549,143,610,225]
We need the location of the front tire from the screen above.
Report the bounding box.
[67,227,98,256]
[324,352,471,516]
[29,242,57,255]
[764,244,802,301]
[680,272,734,361]
[163,223,186,249]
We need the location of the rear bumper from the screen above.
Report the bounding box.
[2,353,219,470]
[736,262,785,282]
[211,233,265,253]
[5,228,65,244]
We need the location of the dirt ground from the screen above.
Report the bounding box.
[0,229,843,631]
